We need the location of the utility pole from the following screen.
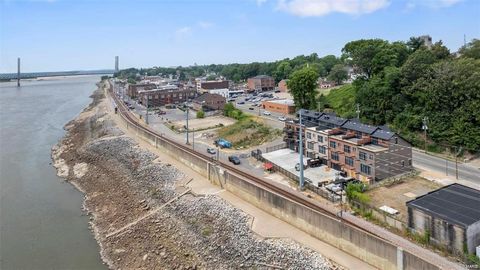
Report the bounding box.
[422,116,428,153]
[145,95,149,124]
[186,104,190,145]
[299,109,304,190]
[356,103,360,119]
[455,146,462,180]
[192,128,195,150]
[17,57,21,87]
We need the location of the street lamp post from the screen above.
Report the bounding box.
[186,103,190,145]
[299,109,304,190]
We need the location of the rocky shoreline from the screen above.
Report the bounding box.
[51,82,338,269]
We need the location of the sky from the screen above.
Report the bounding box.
[0,0,479,73]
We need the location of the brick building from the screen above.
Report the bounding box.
[261,99,295,115]
[198,80,229,93]
[138,86,196,107]
[127,83,156,98]
[284,109,413,183]
[247,75,275,92]
[192,93,226,111]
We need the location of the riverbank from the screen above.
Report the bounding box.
[51,81,338,269]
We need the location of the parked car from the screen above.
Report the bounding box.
[263,111,271,116]
[278,116,286,121]
[274,90,281,93]
[249,107,255,110]
[237,101,245,105]
[156,110,166,115]
[207,148,216,154]
[214,139,232,148]
[228,155,241,165]
[128,105,135,110]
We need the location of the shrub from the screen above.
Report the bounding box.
[196,110,205,119]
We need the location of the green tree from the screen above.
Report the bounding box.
[287,66,319,109]
[206,75,216,81]
[196,110,205,119]
[274,61,293,82]
[459,39,480,59]
[327,64,348,84]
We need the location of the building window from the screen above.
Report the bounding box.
[331,152,339,161]
[307,132,311,139]
[359,151,367,160]
[319,145,326,154]
[409,159,412,166]
[307,142,314,150]
[345,156,354,166]
[372,138,378,145]
[369,154,373,160]
[353,147,356,152]
[402,160,405,167]
[395,137,398,144]
[173,94,177,97]
[360,164,371,175]
[344,145,351,153]
[161,95,165,98]
[318,136,323,143]
[330,141,336,149]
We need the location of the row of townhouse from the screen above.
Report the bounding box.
[284,109,413,183]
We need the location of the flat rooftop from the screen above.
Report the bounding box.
[264,99,295,106]
[359,144,387,152]
[407,183,480,227]
[262,149,339,186]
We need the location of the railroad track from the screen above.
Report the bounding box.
[107,82,461,270]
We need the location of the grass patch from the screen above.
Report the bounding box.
[217,118,281,148]
[319,84,357,117]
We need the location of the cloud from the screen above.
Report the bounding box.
[276,0,390,17]
[175,26,192,39]
[198,21,214,29]
[406,0,463,9]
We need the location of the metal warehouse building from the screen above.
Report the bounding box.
[406,183,480,255]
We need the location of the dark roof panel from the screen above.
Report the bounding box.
[341,120,378,134]
[318,114,347,126]
[407,184,480,227]
[372,129,395,140]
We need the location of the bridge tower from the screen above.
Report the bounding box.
[17,57,20,87]
[115,56,119,73]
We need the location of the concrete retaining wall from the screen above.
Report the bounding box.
[116,103,441,270]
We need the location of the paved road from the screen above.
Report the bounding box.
[412,150,479,184]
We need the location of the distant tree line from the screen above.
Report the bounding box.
[114,53,345,83]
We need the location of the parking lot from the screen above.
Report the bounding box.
[171,115,236,131]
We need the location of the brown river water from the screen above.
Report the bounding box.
[0,76,106,270]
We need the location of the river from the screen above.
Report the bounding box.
[0,76,106,269]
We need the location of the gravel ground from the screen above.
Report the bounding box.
[52,84,339,270]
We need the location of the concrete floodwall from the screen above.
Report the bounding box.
[219,168,398,270]
[112,92,442,270]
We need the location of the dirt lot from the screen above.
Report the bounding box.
[171,115,236,130]
[365,176,443,222]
